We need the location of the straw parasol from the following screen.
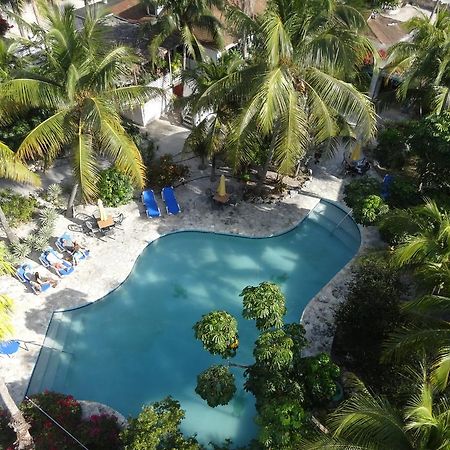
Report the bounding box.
[351,142,363,161]
[97,199,107,221]
[217,175,227,197]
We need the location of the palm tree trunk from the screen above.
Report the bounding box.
[0,205,18,244]
[66,183,78,218]
[182,45,187,71]
[210,155,217,181]
[0,378,34,449]
[256,142,275,193]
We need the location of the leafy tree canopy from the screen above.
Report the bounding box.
[195,365,236,407]
[240,281,286,331]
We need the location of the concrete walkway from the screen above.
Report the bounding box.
[0,119,379,404]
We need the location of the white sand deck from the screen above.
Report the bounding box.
[0,119,380,404]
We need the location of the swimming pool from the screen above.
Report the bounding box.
[28,200,360,446]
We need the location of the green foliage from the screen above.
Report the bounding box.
[43,183,63,207]
[386,176,422,209]
[193,311,238,358]
[343,176,381,209]
[333,255,406,391]
[147,155,189,191]
[374,124,408,170]
[240,282,286,331]
[407,113,450,196]
[121,397,202,450]
[0,189,37,226]
[21,392,82,450]
[297,353,340,407]
[195,365,236,407]
[352,194,389,226]
[256,398,311,450]
[254,329,295,371]
[97,167,134,207]
[10,240,32,261]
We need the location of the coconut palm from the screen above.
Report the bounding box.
[384,294,450,391]
[388,10,450,115]
[182,51,244,177]
[0,4,156,216]
[148,0,224,69]
[199,0,376,185]
[387,200,450,271]
[303,367,450,450]
[0,141,40,243]
[0,244,34,449]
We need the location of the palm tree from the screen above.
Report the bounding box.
[388,10,450,115]
[0,5,156,216]
[198,0,376,188]
[0,141,40,243]
[384,294,450,391]
[182,51,244,178]
[0,237,34,448]
[303,367,450,450]
[386,200,450,271]
[148,0,224,70]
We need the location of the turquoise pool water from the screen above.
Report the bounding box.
[28,200,360,446]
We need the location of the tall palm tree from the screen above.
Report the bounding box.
[388,10,450,115]
[303,367,450,450]
[200,0,376,187]
[0,141,40,243]
[182,51,244,178]
[384,294,450,391]
[148,0,224,70]
[0,5,156,216]
[386,200,450,271]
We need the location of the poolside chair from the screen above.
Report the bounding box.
[381,174,394,200]
[39,247,74,278]
[0,340,20,357]
[161,187,181,215]
[142,190,161,218]
[16,264,51,295]
[55,233,90,262]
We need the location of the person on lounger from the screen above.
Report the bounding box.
[61,238,89,265]
[45,250,72,270]
[35,272,58,288]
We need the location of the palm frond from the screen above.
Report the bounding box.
[0,141,41,186]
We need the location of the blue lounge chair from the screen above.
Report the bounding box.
[381,174,394,200]
[16,264,51,295]
[161,187,181,215]
[55,233,89,263]
[0,340,20,357]
[142,190,161,218]
[39,248,74,278]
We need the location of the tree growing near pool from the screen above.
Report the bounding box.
[193,281,341,449]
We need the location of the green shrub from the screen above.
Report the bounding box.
[386,177,422,209]
[43,184,63,207]
[298,353,340,407]
[147,155,189,191]
[0,189,37,226]
[352,194,389,226]
[343,176,380,209]
[333,255,406,391]
[10,240,32,261]
[97,167,134,207]
[374,124,408,169]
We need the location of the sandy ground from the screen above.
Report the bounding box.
[0,118,381,404]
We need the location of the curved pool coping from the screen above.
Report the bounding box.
[25,198,361,397]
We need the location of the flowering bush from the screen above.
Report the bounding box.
[20,391,82,450]
[0,14,11,37]
[147,155,189,190]
[79,413,121,450]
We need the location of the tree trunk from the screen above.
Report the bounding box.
[0,378,34,450]
[66,183,79,218]
[199,155,207,170]
[256,145,275,193]
[210,155,217,181]
[182,45,187,70]
[30,0,40,26]
[0,205,18,244]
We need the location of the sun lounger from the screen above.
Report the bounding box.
[16,264,51,295]
[39,248,74,278]
[142,190,161,218]
[161,187,181,215]
[55,233,89,262]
